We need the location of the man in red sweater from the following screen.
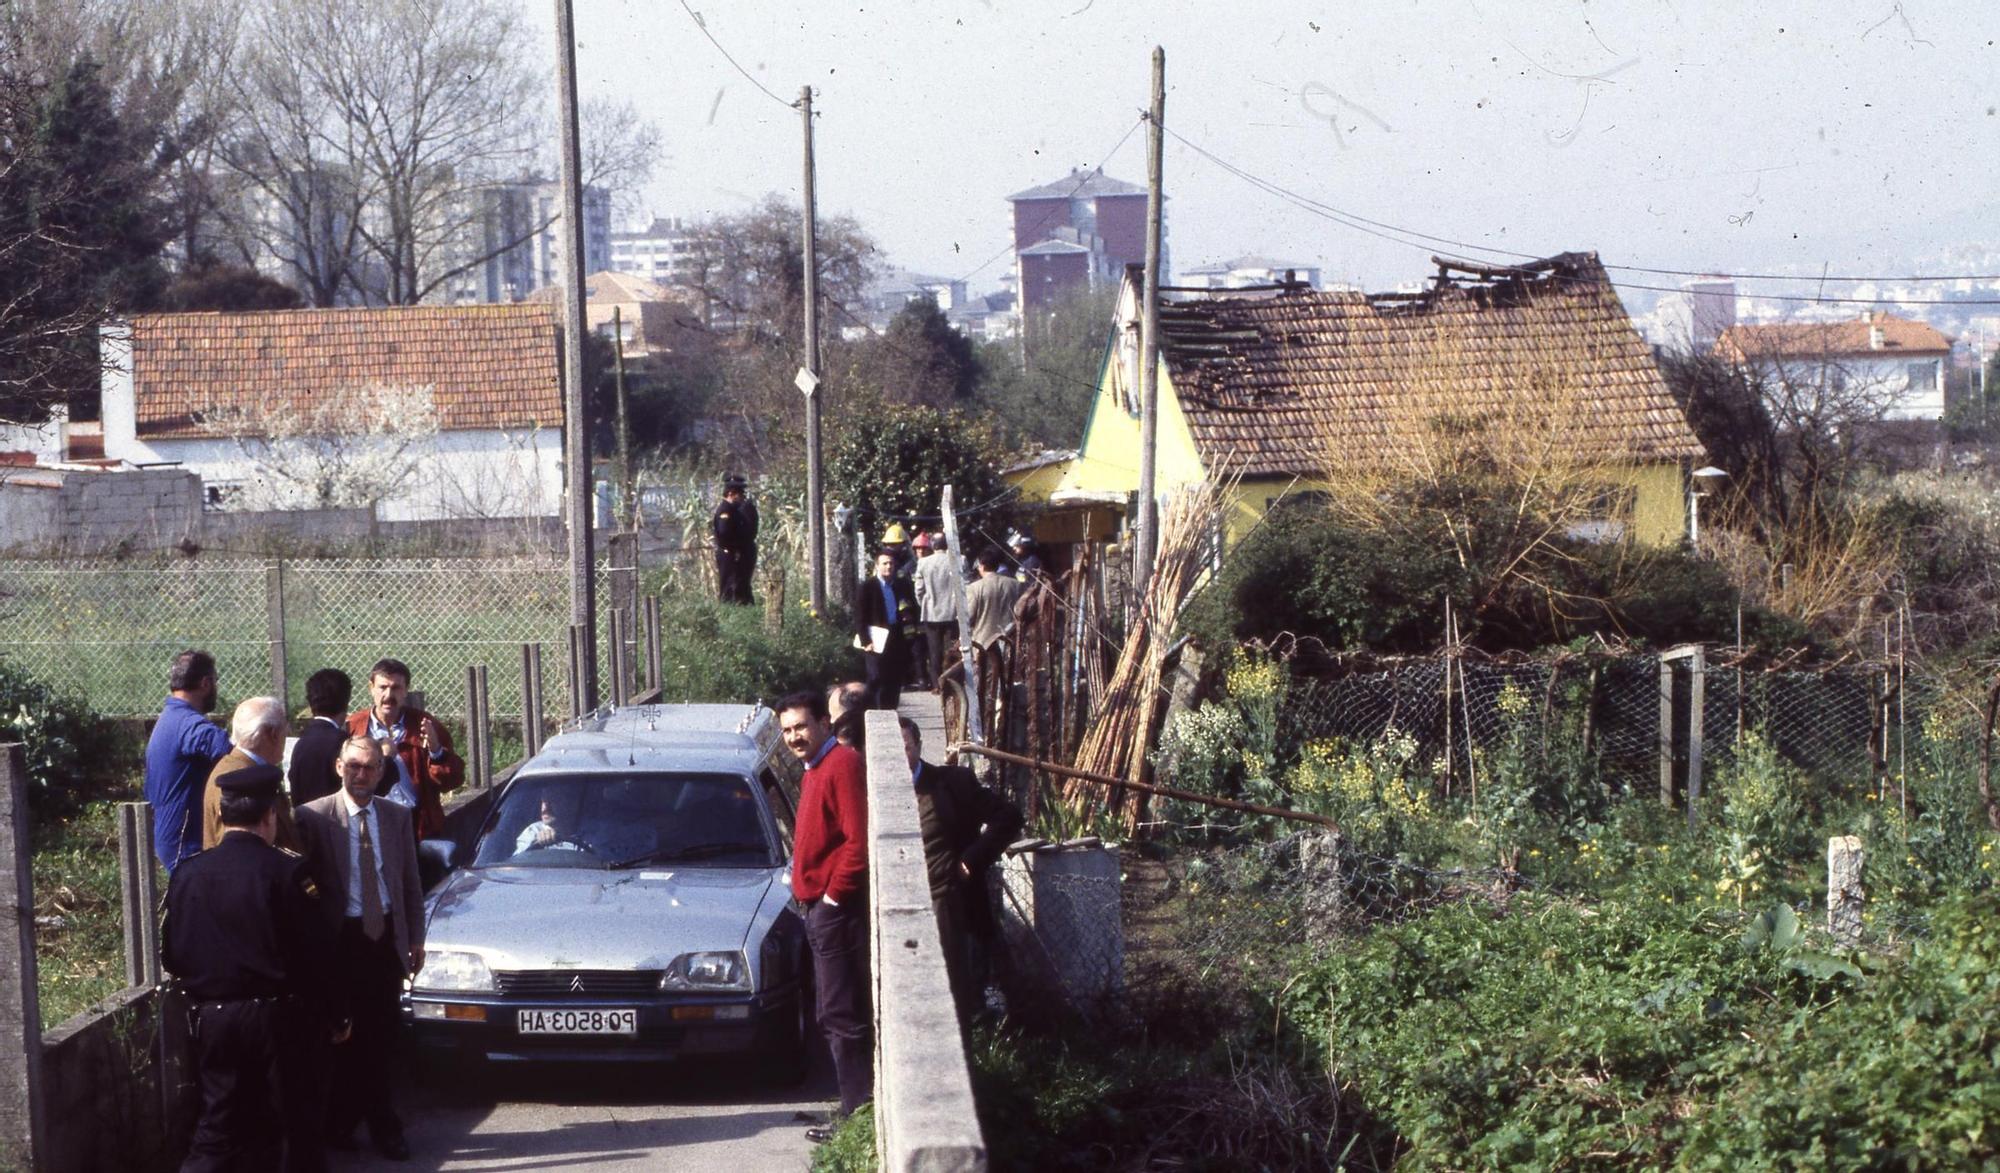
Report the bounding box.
[776,690,872,1141]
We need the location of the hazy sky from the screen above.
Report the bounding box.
[535,1,2000,305]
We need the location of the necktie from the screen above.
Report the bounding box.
[358,810,385,941]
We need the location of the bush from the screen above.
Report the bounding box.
[650,591,854,705]
[0,659,130,816]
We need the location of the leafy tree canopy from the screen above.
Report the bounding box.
[827,403,1024,555]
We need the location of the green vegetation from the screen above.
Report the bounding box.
[643,587,855,705]
[808,1104,875,1173]
[32,801,132,1030]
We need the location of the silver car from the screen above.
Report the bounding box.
[404,703,809,1078]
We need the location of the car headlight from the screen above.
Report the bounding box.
[660,950,750,992]
[412,950,496,993]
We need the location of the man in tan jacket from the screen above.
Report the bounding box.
[200,696,303,854]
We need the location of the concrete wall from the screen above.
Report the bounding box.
[0,467,202,553]
[40,987,192,1173]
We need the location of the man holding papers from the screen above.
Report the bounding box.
[852,549,917,709]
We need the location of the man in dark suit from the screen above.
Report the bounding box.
[202,697,305,855]
[163,762,346,1173]
[296,737,425,1162]
[712,473,759,604]
[899,718,1023,1024]
[853,550,917,710]
[287,669,352,807]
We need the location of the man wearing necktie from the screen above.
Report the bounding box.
[853,550,916,710]
[297,736,424,1162]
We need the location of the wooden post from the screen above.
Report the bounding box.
[1686,647,1705,830]
[266,559,288,712]
[1441,599,1454,795]
[1658,656,1675,809]
[0,744,46,1169]
[523,642,545,757]
[609,608,630,707]
[643,595,662,694]
[1827,835,1865,947]
[567,623,587,720]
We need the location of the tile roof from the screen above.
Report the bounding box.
[127,305,561,439]
[1713,312,1952,363]
[524,269,683,305]
[1006,168,1146,202]
[1020,239,1094,257]
[1155,252,1705,477]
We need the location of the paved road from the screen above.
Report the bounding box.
[328,1051,838,1172]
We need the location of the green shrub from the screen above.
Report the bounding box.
[807,1103,873,1172]
[0,659,131,816]
[649,591,854,705]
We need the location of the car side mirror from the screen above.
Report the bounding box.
[418,838,457,871]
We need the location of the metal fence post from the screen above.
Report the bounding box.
[521,643,544,757]
[474,665,492,785]
[0,744,47,1170]
[567,624,586,720]
[266,559,288,712]
[464,665,484,790]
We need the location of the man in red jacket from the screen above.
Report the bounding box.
[346,657,464,841]
[776,690,871,1142]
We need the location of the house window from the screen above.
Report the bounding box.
[1905,360,1938,392]
[1566,484,1636,543]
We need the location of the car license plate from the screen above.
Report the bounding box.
[517,1008,637,1035]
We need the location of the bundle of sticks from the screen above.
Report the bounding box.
[1066,477,1225,832]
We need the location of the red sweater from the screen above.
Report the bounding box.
[792,741,869,905]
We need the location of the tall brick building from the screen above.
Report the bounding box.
[1007,168,1160,316]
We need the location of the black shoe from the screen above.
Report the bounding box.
[805,1124,838,1144]
[374,1132,410,1161]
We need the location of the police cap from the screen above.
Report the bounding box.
[214,762,282,801]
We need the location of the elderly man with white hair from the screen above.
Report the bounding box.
[200,696,305,854]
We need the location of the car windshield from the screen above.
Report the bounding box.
[473,772,773,869]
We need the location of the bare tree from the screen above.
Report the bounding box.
[212,382,442,510]
[220,0,659,308]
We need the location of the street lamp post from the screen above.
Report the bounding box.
[1688,465,1729,549]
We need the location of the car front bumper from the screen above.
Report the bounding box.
[402,981,803,1063]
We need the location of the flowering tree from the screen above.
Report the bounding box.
[214,382,440,510]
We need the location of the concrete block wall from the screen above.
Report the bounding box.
[50,468,202,552]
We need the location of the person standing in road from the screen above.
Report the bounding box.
[776,691,872,1142]
[296,737,424,1162]
[853,550,917,710]
[203,697,304,854]
[163,762,347,1173]
[711,474,759,604]
[899,718,1022,1025]
[913,531,963,693]
[964,548,1024,653]
[144,649,233,873]
[287,669,352,807]
[345,658,463,842]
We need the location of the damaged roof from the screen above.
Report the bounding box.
[1151,251,1705,478]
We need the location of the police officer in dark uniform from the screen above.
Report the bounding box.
[712,473,759,604]
[163,763,347,1173]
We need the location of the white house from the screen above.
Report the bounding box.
[99,304,564,522]
[1714,311,1953,422]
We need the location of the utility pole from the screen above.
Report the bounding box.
[553,0,597,710]
[1133,46,1166,600]
[612,306,634,530]
[801,85,827,615]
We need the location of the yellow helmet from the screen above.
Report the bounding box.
[881,522,908,545]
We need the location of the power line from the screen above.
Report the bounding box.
[1163,127,2000,307]
[956,114,1147,285]
[1603,262,2000,284]
[676,1,798,111]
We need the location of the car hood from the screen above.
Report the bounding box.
[424,865,780,971]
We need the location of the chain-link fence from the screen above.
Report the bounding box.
[0,555,648,726]
[1279,651,1949,795]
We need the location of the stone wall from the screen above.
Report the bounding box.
[0,467,202,553]
[39,986,193,1173]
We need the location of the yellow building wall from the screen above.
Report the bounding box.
[1071,356,1207,495]
[1612,462,1687,546]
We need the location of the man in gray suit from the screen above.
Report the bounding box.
[296,736,424,1161]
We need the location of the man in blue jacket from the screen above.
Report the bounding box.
[143,649,233,872]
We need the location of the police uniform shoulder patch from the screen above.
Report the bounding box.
[277,846,303,858]
[298,874,321,900]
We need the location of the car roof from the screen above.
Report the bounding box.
[516,703,778,778]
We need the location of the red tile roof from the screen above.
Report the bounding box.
[1156,252,1705,477]
[1713,312,1952,363]
[128,305,561,439]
